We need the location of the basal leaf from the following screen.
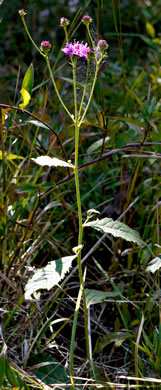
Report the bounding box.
[32,155,73,168]
[84,217,143,246]
[25,255,77,300]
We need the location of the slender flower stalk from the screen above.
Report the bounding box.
[45,56,75,123]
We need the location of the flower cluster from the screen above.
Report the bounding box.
[62,40,90,60]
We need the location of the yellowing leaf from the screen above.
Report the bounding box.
[0,150,23,160]
[1,108,10,125]
[19,88,31,110]
[146,21,155,39]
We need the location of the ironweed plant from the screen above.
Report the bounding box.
[17,9,143,387]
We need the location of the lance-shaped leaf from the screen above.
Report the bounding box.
[84,217,143,246]
[25,255,77,300]
[32,155,74,168]
[22,63,34,95]
[19,63,34,110]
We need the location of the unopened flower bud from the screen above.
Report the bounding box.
[82,15,92,26]
[97,39,109,53]
[60,17,70,28]
[40,40,52,54]
[19,9,27,17]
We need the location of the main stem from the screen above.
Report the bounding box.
[72,59,90,360]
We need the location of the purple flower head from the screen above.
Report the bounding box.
[82,15,92,26]
[40,40,52,54]
[62,40,90,60]
[60,17,70,28]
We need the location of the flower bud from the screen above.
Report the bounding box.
[82,15,92,26]
[19,9,27,17]
[97,39,109,53]
[40,40,52,54]
[60,17,70,28]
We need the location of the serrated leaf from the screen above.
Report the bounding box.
[19,88,31,110]
[85,288,119,307]
[32,155,73,168]
[146,21,155,39]
[22,63,34,95]
[25,255,76,300]
[87,136,110,153]
[84,217,143,246]
[146,256,161,273]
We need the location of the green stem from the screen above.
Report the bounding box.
[71,60,90,371]
[45,56,75,123]
[20,16,45,57]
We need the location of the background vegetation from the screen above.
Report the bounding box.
[1,0,161,388]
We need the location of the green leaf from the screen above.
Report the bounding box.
[94,331,130,353]
[85,288,119,307]
[32,155,73,168]
[0,354,7,386]
[26,119,49,129]
[16,184,38,193]
[146,21,155,39]
[28,354,81,388]
[126,87,146,113]
[6,362,21,387]
[87,136,110,154]
[110,115,145,129]
[146,256,161,273]
[19,88,31,110]
[25,255,77,300]
[22,63,34,95]
[84,217,143,246]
